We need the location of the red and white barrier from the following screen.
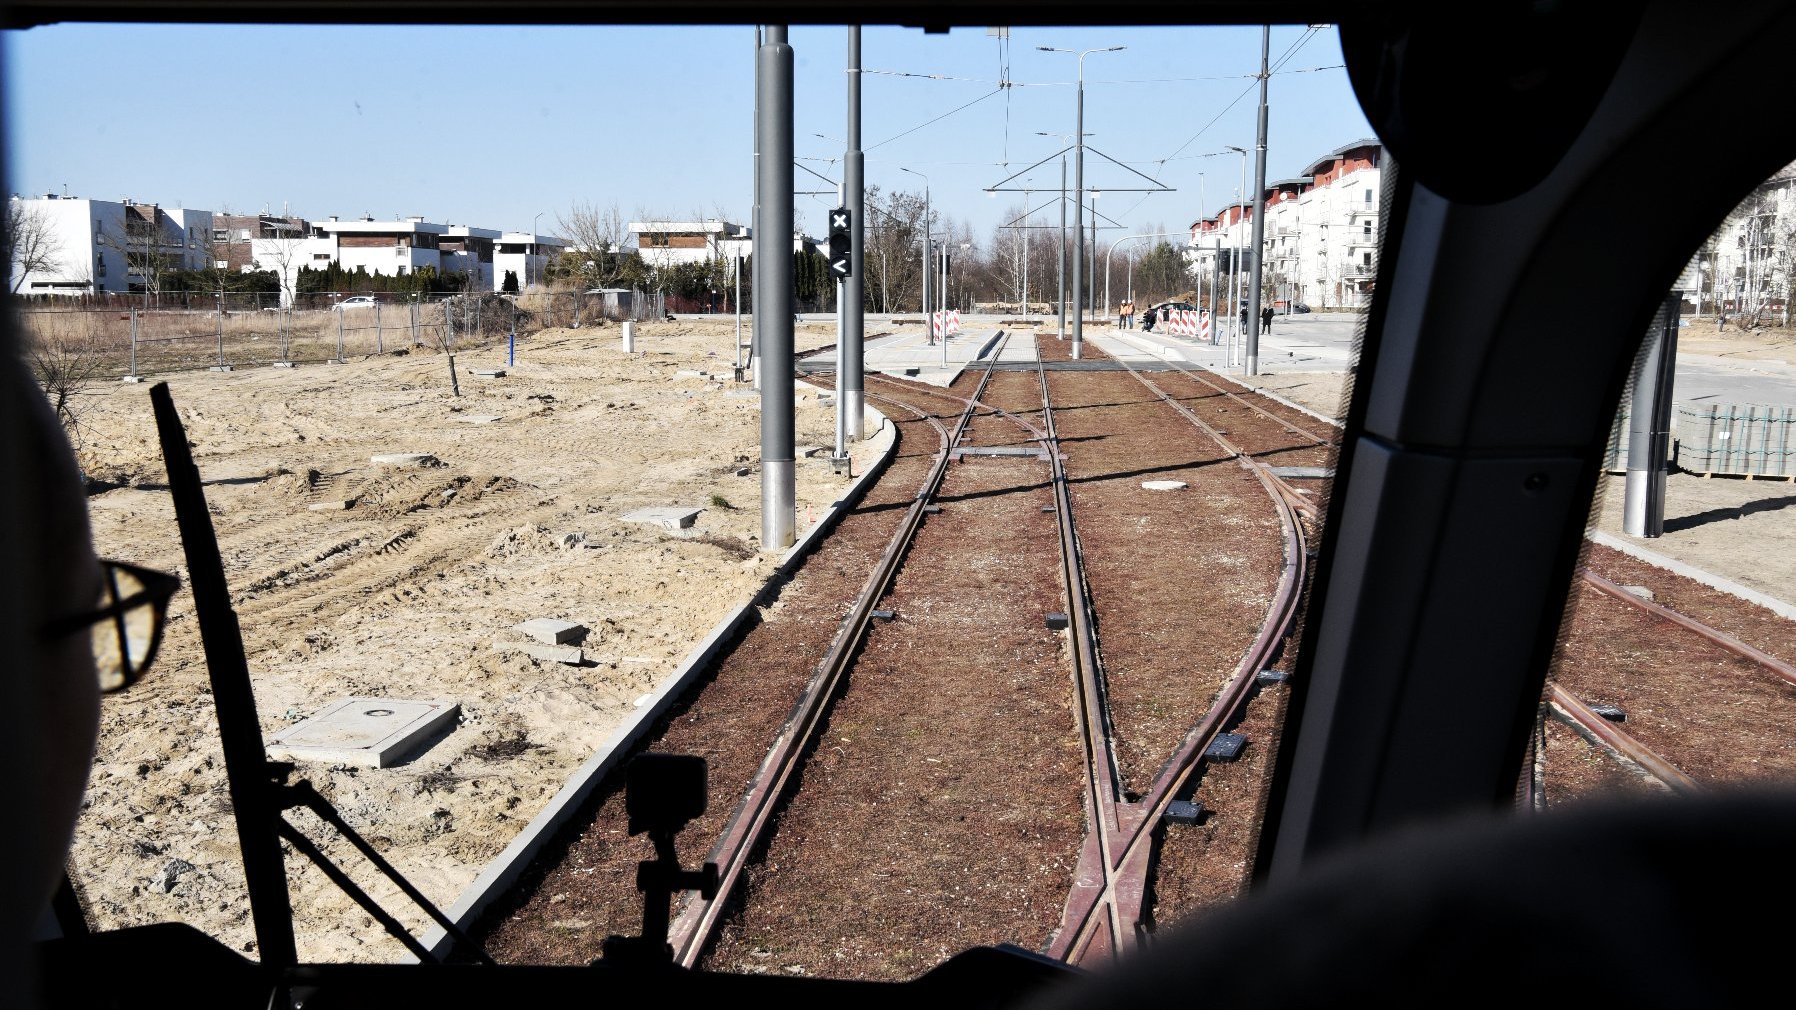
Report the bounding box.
[1199,310,1213,344]
[931,309,962,338]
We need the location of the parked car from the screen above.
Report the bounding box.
[1139,300,1196,328]
[333,295,378,311]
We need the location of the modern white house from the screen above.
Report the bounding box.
[7,194,213,295]
[629,220,750,267]
[494,231,569,291]
[1187,138,1385,311]
[442,225,502,291]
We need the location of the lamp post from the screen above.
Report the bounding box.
[1039,44,1124,360]
[1104,233,1155,327]
[531,211,544,290]
[1034,131,1082,342]
[900,166,932,346]
[1226,145,1248,360]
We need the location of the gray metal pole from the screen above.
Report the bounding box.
[1212,241,1224,345]
[1623,291,1681,537]
[921,187,931,343]
[750,26,763,389]
[844,26,866,440]
[1058,156,1066,341]
[1245,25,1271,376]
[1072,75,1085,360]
[759,25,796,551]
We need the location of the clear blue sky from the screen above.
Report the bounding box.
[3,23,1372,244]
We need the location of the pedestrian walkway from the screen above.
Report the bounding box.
[802,326,1028,387]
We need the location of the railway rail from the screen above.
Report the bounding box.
[655,337,1015,965]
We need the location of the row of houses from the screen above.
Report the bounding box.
[1188,139,1384,310]
[5,195,572,301]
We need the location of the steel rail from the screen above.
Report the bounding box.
[1030,352,1132,965]
[667,337,1011,967]
[1578,569,1796,688]
[1547,684,1703,794]
[1040,356,1308,964]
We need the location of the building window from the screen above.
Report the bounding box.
[1362,252,1373,267]
[1364,188,1373,205]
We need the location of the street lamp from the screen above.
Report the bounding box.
[1039,44,1124,360]
[1105,233,1156,327]
[1225,145,1248,356]
[899,166,934,347]
[1034,131,1083,342]
[531,211,545,290]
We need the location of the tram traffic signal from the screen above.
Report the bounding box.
[828,207,852,279]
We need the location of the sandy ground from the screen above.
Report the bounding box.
[65,319,868,962]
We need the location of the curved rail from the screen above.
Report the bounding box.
[666,336,1011,966]
[1041,354,1309,964]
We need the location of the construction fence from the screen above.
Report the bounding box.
[14,289,673,380]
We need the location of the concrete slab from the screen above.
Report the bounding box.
[453,414,502,425]
[515,618,587,645]
[208,365,235,372]
[120,375,146,383]
[621,506,702,530]
[371,452,440,467]
[1268,466,1333,479]
[470,368,506,378]
[493,641,584,665]
[270,361,297,369]
[796,445,827,458]
[266,697,459,768]
[1142,480,1188,491]
[307,500,354,512]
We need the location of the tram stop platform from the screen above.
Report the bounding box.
[801,326,1036,386]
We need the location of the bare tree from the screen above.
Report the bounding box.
[25,311,108,447]
[557,201,631,289]
[5,199,64,295]
[257,232,311,309]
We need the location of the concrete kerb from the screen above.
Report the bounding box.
[1587,529,1796,622]
[416,399,898,960]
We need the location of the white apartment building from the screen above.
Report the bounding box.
[1187,138,1385,311]
[8,194,213,295]
[250,217,566,303]
[1700,164,1796,321]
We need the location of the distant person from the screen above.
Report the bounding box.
[1241,305,1250,331]
[1262,306,1275,333]
[1141,305,1156,333]
[1119,299,1134,329]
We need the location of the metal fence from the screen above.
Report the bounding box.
[15,289,675,380]
[1605,402,1796,479]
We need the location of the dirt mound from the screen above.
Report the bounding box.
[258,466,323,499]
[487,523,558,558]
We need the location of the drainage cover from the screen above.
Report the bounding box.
[1045,613,1070,631]
[267,698,459,768]
[1205,733,1248,761]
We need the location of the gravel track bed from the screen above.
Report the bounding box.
[1543,542,1796,800]
[475,409,939,963]
[701,439,1081,979]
